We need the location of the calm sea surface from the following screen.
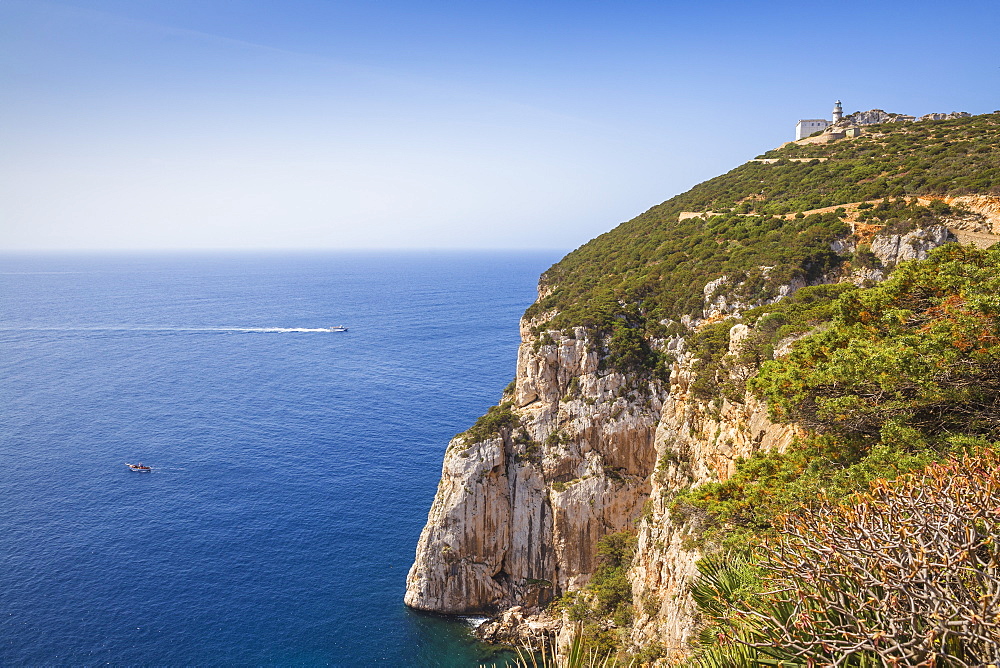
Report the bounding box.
[0,251,561,666]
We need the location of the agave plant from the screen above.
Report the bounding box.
[687,452,1000,667]
[483,624,635,668]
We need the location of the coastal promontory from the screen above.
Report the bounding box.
[407,109,1000,663]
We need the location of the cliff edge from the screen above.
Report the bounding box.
[406,111,1000,661]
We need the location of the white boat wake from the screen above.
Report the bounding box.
[0,326,347,334]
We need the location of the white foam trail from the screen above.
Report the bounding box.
[230,327,339,333]
[0,326,346,333]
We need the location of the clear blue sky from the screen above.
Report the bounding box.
[2,0,998,251]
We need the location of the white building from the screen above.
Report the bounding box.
[795,118,831,140]
[794,100,843,140]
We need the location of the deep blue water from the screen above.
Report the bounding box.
[0,251,560,666]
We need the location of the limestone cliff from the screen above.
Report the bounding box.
[405,282,814,653]
[406,111,1000,659]
[405,225,955,652]
[405,324,667,614]
[627,334,800,656]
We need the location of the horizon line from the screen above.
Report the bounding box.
[0,247,572,255]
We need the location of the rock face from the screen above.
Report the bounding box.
[850,224,956,284]
[405,324,667,614]
[839,109,902,126]
[404,300,813,656]
[405,216,964,656]
[703,273,808,321]
[476,606,562,647]
[918,111,971,122]
[919,195,1000,234]
[871,224,953,266]
[628,350,800,655]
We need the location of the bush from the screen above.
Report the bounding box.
[590,532,637,627]
[545,532,639,658]
[604,322,655,373]
[691,451,1000,666]
[752,245,1000,443]
[462,401,519,443]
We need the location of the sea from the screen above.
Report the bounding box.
[0,251,562,666]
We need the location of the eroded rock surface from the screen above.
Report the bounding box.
[405,307,804,653]
[405,325,666,614]
[406,215,967,657]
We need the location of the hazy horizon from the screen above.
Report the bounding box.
[3,0,999,252]
[0,247,570,254]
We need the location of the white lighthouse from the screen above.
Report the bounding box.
[795,100,845,139]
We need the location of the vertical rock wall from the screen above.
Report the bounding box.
[405,324,667,613]
[405,218,960,655]
[405,317,799,653]
[628,344,799,654]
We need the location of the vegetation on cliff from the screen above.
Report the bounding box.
[689,452,1000,666]
[675,245,1000,548]
[554,532,639,655]
[529,115,1000,662]
[756,244,1000,442]
[526,113,1000,349]
[544,115,1000,661]
[461,401,520,443]
[661,245,1000,666]
[529,209,849,337]
[440,112,1000,663]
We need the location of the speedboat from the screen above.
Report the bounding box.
[329,326,348,332]
[126,462,152,472]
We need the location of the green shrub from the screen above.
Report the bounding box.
[462,401,519,443]
[688,452,1000,666]
[675,246,1000,548]
[590,532,637,626]
[526,112,1000,347]
[753,245,1000,442]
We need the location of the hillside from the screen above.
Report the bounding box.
[406,111,1000,665]
[528,112,1000,334]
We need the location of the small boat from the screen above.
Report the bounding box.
[126,462,152,472]
[329,326,348,332]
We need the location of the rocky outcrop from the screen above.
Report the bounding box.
[838,109,904,127]
[403,434,520,613]
[476,606,562,647]
[852,224,955,284]
[830,109,969,130]
[703,273,808,321]
[918,112,971,122]
[918,195,1000,234]
[871,224,953,266]
[628,331,801,655]
[405,324,667,615]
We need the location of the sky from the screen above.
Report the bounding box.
[1,0,998,252]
